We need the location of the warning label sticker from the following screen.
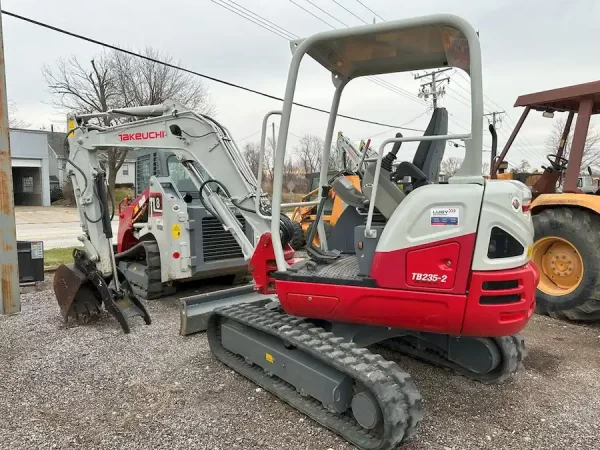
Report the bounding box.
[430,207,459,226]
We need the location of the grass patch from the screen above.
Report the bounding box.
[113,187,134,205]
[44,247,80,268]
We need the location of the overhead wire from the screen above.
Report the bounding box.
[1,9,426,131]
[285,1,430,109]
[329,0,369,24]
[352,0,385,22]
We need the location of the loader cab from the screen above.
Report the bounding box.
[134,148,211,201]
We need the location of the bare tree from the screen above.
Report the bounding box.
[441,157,463,177]
[8,101,31,128]
[296,134,324,174]
[545,117,600,169]
[511,159,531,173]
[43,48,214,192]
[243,142,261,178]
[482,161,490,177]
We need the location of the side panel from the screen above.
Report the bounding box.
[276,280,466,335]
[471,180,533,271]
[370,184,483,294]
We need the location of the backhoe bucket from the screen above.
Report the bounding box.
[53,261,151,334]
[54,263,103,320]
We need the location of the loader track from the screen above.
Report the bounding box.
[127,241,164,300]
[382,334,526,384]
[207,303,423,450]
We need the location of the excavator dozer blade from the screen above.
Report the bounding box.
[179,284,276,336]
[53,263,103,321]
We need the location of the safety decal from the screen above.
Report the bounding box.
[172,224,181,239]
[430,207,459,226]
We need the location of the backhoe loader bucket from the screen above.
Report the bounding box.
[53,250,151,333]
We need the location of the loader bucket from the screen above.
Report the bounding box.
[53,261,151,333]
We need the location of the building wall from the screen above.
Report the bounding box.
[10,129,51,206]
[113,160,136,185]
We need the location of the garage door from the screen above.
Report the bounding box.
[12,158,42,168]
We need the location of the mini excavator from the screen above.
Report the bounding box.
[53,14,538,449]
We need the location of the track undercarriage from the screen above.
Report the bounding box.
[207,302,526,450]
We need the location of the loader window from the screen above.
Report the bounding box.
[167,155,210,196]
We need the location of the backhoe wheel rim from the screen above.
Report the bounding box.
[532,236,584,295]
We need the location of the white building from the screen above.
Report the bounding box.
[10,129,51,206]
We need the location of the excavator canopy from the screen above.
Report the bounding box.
[294,16,473,80]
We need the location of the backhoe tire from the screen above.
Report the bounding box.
[533,207,600,321]
[290,221,306,250]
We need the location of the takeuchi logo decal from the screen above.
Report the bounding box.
[117,131,166,141]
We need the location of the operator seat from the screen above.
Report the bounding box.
[391,107,448,193]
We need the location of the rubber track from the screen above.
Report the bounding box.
[207,303,423,450]
[383,334,526,384]
[127,241,163,300]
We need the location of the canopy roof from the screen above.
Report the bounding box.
[514,80,600,115]
[293,15,474,80]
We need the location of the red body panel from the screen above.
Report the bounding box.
[249,233,298,294]
[461,261,539,336]
[248,232,538,337]
[117,188,149,253]
[276,262,538,337]
[276,281,467,334]
[370,233,476,294]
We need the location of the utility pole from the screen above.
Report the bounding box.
[414,68,452,108]
[0,6,21,315]
[484,110,505,168]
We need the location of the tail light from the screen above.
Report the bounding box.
[522,189,532,214]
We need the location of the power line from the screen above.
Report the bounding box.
[289,0,337,28]
[1,9,424,131]
[286,1,429,108]
[210,0,295,40]
[303,0,349,27]
[329,0,369,24]
[353,0,385,22]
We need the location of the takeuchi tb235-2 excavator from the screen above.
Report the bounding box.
[53,14,539,450]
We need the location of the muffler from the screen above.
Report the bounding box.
[53,249,151,333]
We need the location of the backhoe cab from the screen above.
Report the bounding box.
[492,80,600,321]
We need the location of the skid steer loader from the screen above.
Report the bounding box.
[492,80,600,321]
[54,14,538,449]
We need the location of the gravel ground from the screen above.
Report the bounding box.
[1,278,600,450]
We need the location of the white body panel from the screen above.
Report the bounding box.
[471,180,533,271]
[375,183,483,252]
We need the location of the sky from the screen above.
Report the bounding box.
[2,0,599,171]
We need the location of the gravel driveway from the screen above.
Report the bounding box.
[1,279,599,450]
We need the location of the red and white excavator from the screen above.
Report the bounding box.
[53,14,538,450]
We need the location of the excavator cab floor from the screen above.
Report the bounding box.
[277,255,376,287]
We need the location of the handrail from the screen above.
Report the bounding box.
[256,110,282,220]
[364,133,472,238]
